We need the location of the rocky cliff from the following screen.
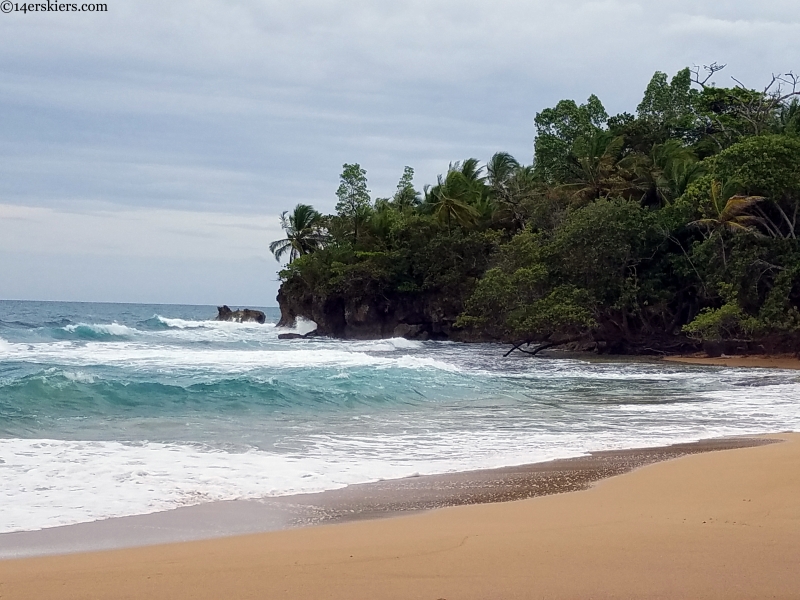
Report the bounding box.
[276,286,475,340]
[275,285,707,354]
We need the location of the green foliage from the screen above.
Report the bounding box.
[458,199,659,341]
[422,160,486,230]
[509,286,595,337]
[636,68,699,140]
[694,85,773,149]
[551,198,661,301]
[335,163,372,243]
[457,229,595,339]
[756,269,800,333]
[392,166,420,208]
[562,130,625,201]
[621,139,704,206]
[682,282,753,341]
[683,301,751,341]
[269,204,326,263]
[776,99,800,136]
[335,163,371,216]
[533,95,608,183]
[714,135,800,199]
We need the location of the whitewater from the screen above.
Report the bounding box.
[1,299,799,534]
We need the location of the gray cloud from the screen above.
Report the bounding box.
[1,0,798,303]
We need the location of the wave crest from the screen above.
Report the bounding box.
[61,323,138,339]
[350,337,423,352]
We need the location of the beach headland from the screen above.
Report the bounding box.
[2,433,799,599]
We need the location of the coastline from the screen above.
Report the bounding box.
[0,435,776,559]
[1,433,797,599]
[664,353,800,370]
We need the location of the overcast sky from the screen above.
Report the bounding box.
[1,0,799,305]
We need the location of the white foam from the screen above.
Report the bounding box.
[156,316,205,329]
[0,340,462,373]
[0,435,584,533]
[392,354,462,372]
[4,397,797,535]
[294,317,317,335]
[156,315,273,330]
[0,438,357,533]
[350,337,424,352]
[37,368,98,384]
[64,323,138,336]
[60,370,97,384]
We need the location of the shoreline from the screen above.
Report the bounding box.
[664,353,800,369]
[1,433,797,599]
[0,434,776,559]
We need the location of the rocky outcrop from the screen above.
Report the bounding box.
[276,286,479,341]
[215,305,266,324]
[277,330,318,340]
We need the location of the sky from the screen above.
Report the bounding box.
[1,0,799,306]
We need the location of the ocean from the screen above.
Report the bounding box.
[1,299,799,535]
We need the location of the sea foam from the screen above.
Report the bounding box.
[63,322,139,338]
[0,340,462,374]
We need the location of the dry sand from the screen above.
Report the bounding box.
[2,433,799,599]
[665,353,800,369]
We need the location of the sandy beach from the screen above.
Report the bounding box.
[664,353,800,370]
[2,433,798,599]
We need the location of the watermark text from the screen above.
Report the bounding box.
[1,1,108,13]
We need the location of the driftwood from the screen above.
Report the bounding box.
[503,337,582,358]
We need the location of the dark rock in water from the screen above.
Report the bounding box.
[216,305,266,324]
[278,330,319,340]
[393,323,427,340]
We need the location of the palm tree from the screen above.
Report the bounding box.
[621,140,702,206]
[562,130,625,201]
[776,98,800,135]
[486,152,521,210]
[269,204,326,263]
[689,180,765,266]
[421,159,488,232]
[424,170,480,232]
[456,157,486,185]
[486,154,539,231]
[663,156,705,202]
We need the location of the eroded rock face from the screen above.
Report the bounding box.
[215,305,266,324]
[275,286,472,341]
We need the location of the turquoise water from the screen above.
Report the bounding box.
[1,300,799,533]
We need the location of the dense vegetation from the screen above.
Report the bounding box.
[272,65,800,354]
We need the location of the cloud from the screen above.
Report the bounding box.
[0,203,282,260]
[1,0,799,302]
[0,202,284,304]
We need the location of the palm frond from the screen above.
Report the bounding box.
[719,195,765,220]
[269,238,293,261]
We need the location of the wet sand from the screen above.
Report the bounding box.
[665,353,800,369]
[2,433,798,599]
